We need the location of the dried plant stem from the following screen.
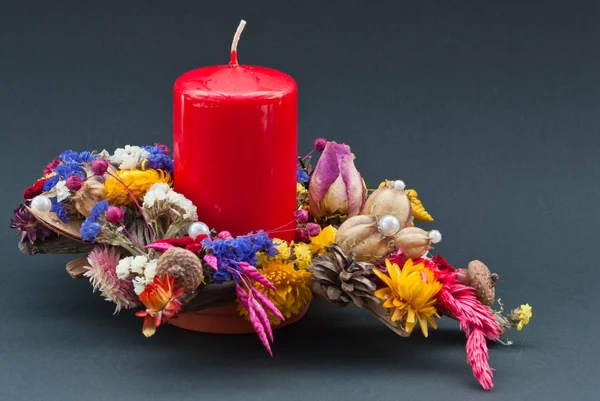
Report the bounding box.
[107,168,155,242]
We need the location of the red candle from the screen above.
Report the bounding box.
[173,21,298,241]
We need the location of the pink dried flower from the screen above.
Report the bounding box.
[84,246,139,313]
[306,222,321,237]
[293,209,309,224]
[313,137,327,152]
[217,231,232,240]
[65,175,83,191]
[105,205,124,224]
[91,159,109,175]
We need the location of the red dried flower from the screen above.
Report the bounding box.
[23,178,47,200]
[43,158,61,175]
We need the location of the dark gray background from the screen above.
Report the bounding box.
[1,1,598,400]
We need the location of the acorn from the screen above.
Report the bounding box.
[457,260,498,306]
[362,180,412,228]
[156,247,204,294]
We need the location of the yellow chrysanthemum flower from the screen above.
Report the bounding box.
[297,182,308,198]
[104,169,172,206]
[514,304,532,331]
[293,242,313,269]
[238,260,312,326]
[274,239,291,260]
[373,259,442,337]
[308,225,337,255]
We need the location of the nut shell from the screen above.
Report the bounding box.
[156,248,204,294]
[72,180,105,217]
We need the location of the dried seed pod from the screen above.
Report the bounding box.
[156,248,204,294]
[393,227,433,259]
[457,261,498,306]
[362,185,412,228]
[467,260,497,306]
[335,215,395,262]
[72,180,105,217]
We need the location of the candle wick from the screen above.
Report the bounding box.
[230,19,247,66]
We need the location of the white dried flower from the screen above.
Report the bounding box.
[54,180,71,202]
[144,183,197,221]
[110,145,149,170]
[115,255,158,295]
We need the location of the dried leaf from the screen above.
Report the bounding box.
[66,256,89,279]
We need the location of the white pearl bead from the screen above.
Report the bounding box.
[429,230,442,244]
[30,195,52,213]
[393,180,406,191]
[188,222,211,240]
[378,214,401,237]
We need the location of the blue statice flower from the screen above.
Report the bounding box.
[60,150,98,164]
[79,200,109,242]
[50,197,70,222]
[203,232,277,283]
[81,220,101,242]
[43,175,60,192]
[59,150,79,163]
[142,145,174,173]
[76,151,98,163]
[297,167,309,183]
[53,162,87,180]
[90,200,109,220]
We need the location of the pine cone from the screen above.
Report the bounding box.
[156,248,204,294]
[309,243,379,308]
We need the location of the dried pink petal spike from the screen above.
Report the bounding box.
[203,254,218,270]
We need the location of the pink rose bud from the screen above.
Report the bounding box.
[308,141,367,221]
[105,205,124,224]
[217,231,232,240]
[91,159,109,176]
[313,137,327,152]
[306,223,321,237]
[296,228,309,243]
[65,175,83,191]
[293,209,309,224]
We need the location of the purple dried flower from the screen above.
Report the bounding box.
[314,137,327,152]
[91,159,109,176]
[293,209,309,224]
[306,223,321,237]
[65,175,83,191]
[10,205,53,244]
[105,206,124,224]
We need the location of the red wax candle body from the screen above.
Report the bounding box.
[173,58,298,241]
